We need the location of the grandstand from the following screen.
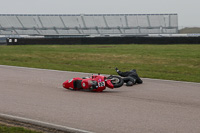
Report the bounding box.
[0,14,178,37]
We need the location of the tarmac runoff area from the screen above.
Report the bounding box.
[0,65,200,133]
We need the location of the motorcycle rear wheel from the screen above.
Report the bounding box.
[107,75,124,88]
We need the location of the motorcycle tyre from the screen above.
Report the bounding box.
[107,75,124,88]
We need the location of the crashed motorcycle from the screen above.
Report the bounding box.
[63,74,124,92]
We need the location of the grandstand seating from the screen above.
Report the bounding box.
[0,14,178,36]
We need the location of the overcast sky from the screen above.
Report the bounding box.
[0,0,199,27]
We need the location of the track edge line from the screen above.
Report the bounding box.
[0,113,93,133]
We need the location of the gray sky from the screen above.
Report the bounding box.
[0,0,199,27]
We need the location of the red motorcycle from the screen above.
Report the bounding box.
[63,74,124,92]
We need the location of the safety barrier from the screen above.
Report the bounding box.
[6,36,200,45]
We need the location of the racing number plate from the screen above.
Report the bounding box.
[98,81,105,87]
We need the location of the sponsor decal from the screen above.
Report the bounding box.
[82,83,86,87]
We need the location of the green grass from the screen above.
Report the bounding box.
[0,124,42,133]
[0,44,200,82]
[179,27,200,33]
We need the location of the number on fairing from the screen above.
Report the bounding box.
[98,82,105,87]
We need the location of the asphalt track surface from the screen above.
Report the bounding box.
[0,65,200,133]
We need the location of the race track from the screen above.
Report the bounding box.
[0,65,200,133]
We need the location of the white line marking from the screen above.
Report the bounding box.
[0,113,94,133]
[0,65,199,85]
[0,64,92,74]
[143,78,200,85]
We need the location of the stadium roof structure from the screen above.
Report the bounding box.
[0,14,178,36]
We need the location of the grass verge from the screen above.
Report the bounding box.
[0,124,42,133]
[0,44,199,82]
